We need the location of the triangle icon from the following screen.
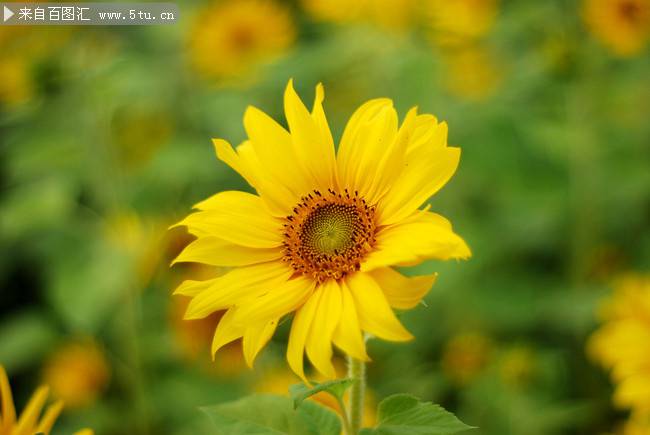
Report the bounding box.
[4,5,14,22]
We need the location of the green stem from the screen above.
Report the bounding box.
[347,356,365,435]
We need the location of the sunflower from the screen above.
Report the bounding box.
[428,0,499,48]
[301,0,416,32]
[172,80,470,381]
[0,365,92,435]
[41,340,110,409]
[588,274,650,417]
[442,47,503,102]
[189,0,295,81]
[583,0,650,56]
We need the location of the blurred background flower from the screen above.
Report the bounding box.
[582,0,650,56]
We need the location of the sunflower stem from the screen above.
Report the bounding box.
[347,356,365,435]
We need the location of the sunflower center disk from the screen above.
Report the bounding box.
[283,189,376,282]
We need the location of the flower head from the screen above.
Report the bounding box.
[588,274,650,416]
[442,47,503,101]
[301,0,415,31]
[189,0,295,80]
[441,332,492,385]
[0,365,92,435]
[583,0,650,56]
[428,0,499,47]
[172,80,470,381]
[41,341,110,409]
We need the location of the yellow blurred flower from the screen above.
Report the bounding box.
[41,341,110,409]
[170,293,246,377]
[254,365,376,427]
[103,211,167,289]
[622,417,650,435]
[583,0,650,57]
[442,332,492,385]
[588,274,650,416]
[111,106,174,170]
[189,0,296,81]
[171,80,469,381]
[0,27,72,107]
[364,0,417,32]
[301,0,416,32]
[0,57,33,108]
[499,346,535,388]
[301,0,365,23]
[0,366,93,435]
[428,0,499,47]
[443,47,503,101]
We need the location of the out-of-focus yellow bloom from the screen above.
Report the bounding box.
[428,0,499,47]
[0,366,93,435]
[170,294,246,377]
[443,47,503,101]
[364,0,417,32]
[189,0,295,80]
[622,417,650,435]
[255,365,376,427]
[588,274,650,416]
[111,107,173,170]
[301,0,415,32]
[499,347,535,388]
[300,0,365,23]
[42,341,110,409]
[0,27,72,107]
[0,57,33,107]
[583,0,650,57]
[103,211,167,289]
[442,332,492,385]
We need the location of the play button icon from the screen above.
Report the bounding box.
[3,5,14,22]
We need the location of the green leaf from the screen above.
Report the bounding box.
[360,394,475,435]
[202,393,341,435]
[289,378,354,409]
[0,311,58,371]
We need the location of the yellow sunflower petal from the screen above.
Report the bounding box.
[211,307,244,356]
[231,276,315,326]
[242,319,279,368]
[369,267,437,310]
[0,366,16,429]
[332,280,369,361]
[173,278,219,297]
[312,83,335,153]
[173,191,283,248]
[306,281,342,379]
[172,236,283,267]
[14,385,49,435]
[379,119,460,225]
[284,80,337,192]
[34,400,64,435]
[212,139,297,216]
[346,273,413,342]
[73,430,94,435]
[287,289,322,382]
[185,262,293,319]
[364,106,418,203]
[243,105,310,200]
[337,99,399,203]
[362,211,470,272]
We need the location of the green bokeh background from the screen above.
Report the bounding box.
[1,1,649,434]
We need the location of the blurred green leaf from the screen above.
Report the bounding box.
[202,394,341,435]
[360,394,475,435]
[289,378,354,409]
[0,311,57,371]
